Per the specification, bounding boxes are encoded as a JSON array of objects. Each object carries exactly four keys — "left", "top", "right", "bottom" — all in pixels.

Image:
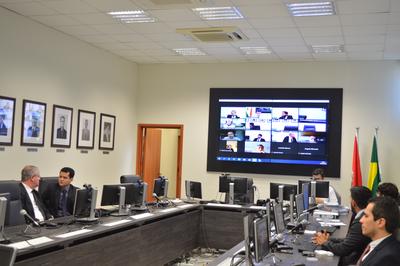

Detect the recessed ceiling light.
[
  {"left": 239, "top": 47, "right": 272, "bottom": 55},
  {"left": 107, "top": 10, "right": 156, "bottom": 23},
  {"left": 287, "top": 1, "right": 336, "bottom": 17},
  {"left": 173, "top": 48, "right": 206, "bottom": 56},
  {"left": 311, "top": 44, "right": 344, "bottom": 53},
  {"left": 192, "top": 7, "right": 244, "bottom": 20}
]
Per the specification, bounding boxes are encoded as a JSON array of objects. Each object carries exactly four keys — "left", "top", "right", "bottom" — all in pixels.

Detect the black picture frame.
[
  {"left": 0, "top": 96, "right": 16, "bottom": 146},
  {"left": 99, "top": 113, "right": 116, "bottom": 151},
  {"left": 77, "top": 109, "right": 96, "bottom": 149},
  {"left": 51, "top": 105, "right": 73, "bottom": 148},
  {"left": 21, "top": 99, "right": 47, "bottom": 146}
]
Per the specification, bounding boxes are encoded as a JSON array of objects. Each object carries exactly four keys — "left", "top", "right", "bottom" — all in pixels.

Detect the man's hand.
[{"left": 312, "top": 230, "right": 330, "bottom": 245}]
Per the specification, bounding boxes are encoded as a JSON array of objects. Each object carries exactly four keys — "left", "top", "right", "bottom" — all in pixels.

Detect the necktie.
[
  {"left": 58, "top": 190, "right": 67, "bottom": 216},
  {"left": 357, "top": 244, "right": 371, "bottom": 265}
]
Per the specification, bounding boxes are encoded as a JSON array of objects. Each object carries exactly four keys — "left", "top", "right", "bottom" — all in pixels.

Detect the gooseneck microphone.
[
  {"left": 20, "top": 209, "right": 40, "bottom": 227},
  {"left": 153, "top": 193, "right": 161, "bottom": 202}
]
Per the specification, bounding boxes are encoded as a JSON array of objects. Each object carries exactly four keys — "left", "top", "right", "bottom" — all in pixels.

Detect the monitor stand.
[{"left": 76, "top": 189, "right": 99, "bottom": 222}]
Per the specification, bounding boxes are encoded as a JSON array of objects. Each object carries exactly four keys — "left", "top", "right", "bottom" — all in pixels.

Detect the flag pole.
[{"left": 375, "top": 127, "right": 381, "bottom": 181}]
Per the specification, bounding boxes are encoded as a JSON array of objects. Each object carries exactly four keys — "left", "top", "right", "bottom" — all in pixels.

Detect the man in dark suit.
[
  {"left": 0, "top": 114, "right": 7, "bottom": 136},
  {"left": 56, "top": 115, "right": 67, "bottom": 139},
  {"left": 283, "top": 132, "right": 297, "bottom": 143},
  {"left": 19, "top": 165, "right": 52, "bottom": 223},
  {"left": 253, "top": 134, "right": 266, "bottom": 142},
  {"left": 358, "top": 196, "right": 400, "bottom": 266},
  {"left": 313, "top": 186, "right": 372, "bottom": 265},
  {"left": 279, "top": 111, "right": 293, "bottom": 119},
  {"left": 42, "top": 167, "right": 78, "bottom": 218}
]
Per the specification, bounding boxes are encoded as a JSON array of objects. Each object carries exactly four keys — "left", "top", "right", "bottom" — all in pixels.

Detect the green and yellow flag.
[{"left": 367, "top": 135, "right": 381, "bottom": 196}]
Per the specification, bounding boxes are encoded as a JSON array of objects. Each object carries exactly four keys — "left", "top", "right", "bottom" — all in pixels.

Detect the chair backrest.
[
  {"left": 0, "top": 181, "right": 25, "bottom": 226},
  {"left": 39, "top": 176, "right": 58, "bottom": 196},
  {"left": 120, "top": 175, "right": 141, "bottom": 184}
]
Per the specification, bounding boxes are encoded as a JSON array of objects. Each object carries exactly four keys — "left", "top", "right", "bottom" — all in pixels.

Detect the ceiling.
[{"left": 1, "top": 0, "right": 400, "bottom": 64}]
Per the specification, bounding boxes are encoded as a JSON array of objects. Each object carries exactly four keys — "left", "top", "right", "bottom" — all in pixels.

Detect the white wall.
[
  {"left": 137, "top": 61, "right": 400, "bottom": 205},
  {"left": 160, "top": 129, "right": 179, "bottom": 198},
  {"left": 0, "top": 7, "right": 138, "bottom": 198}
]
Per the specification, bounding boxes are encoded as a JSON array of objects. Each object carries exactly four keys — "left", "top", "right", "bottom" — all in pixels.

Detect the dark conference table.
[{"left": 4, "top": 203, "right": 351, "bottom": 266}]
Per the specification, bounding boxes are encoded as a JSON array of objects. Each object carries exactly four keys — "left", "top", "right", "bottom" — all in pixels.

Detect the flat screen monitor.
[
  {"left": 73, "top": 189, "right": 91, "bottom": 218},
  {"left": 273, "top": 201, "right": 285, "bottom": 234},
  {"left": 253, "top": 215, "right": 269, "bottom": 263},
  {"left": 302, "top": 183, "right": 309, "bottom": 210},
  {"left": 120, "top": 175, "right": 141, "bottom": 184},
  {"left": 185, "top": 181, "right": 202, "bottom": 199},
  {"left": 269, "top": 183, "right": 298, "bottom": 201},
  {"left": 295, "top": 193, "right": 305, "bottom": 215},
  {"left": 219, "top": 176, "right": 249, "bottom": 194},
  {"left": 207, "top": 88, "right": 343, "bottom": 177},
  {"left": 153, "top": 177, "right": 168, "bottom": 197},
  {"left": 101, "top": 184, "right": 140, "bottom": 206},
  {"left": 0, "top": 196, "right": 6, "bottom": 241},
  {"left": 0, "top": 245, "right": 17, "bottom": 266},
  {"left": 298, "top": 180, "right": 329, "bottom": 198}
]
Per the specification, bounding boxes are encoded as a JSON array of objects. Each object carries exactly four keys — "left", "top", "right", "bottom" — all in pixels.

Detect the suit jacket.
[
  {"left": 283, "top": 136, "right": 297, "bottom": 143},
  {"left": 42, "top": 183, "right": 78, "bottom": 217},
  {"left": 19, "top": 183, "right": 52, "bottom": 221},
  {"left": 56, "top": 127, "right": 67, "bottom": 139},
  {"left": 360, "top": 234, "right": 400, "bottom": 266},
  {"left": 27, "top": 126, "right": 40, "bottom": 137},
  {"left": 0, "top": 123, "right": 7, "bottom": 136},
  {"left": 322, "top": 213, "right": 371, "bottom": 266},
  {"left": 253, "top": 137, "right": 266, "bottom": 142}
]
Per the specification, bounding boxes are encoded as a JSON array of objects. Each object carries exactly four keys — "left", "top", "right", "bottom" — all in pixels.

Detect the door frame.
[{"left": 136, "top": 124, "right": 184, "bottom": 198}]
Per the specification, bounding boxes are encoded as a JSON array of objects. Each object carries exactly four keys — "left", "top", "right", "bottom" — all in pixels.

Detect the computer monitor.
[
  {"left": 254, "top": 215, "right": 269, "bottom": 263},
  {"left": 272, "top": 201, "right": 285, "bottom": 234},
  {"left": 0, "top": 244, "right": 17, "bottom": 266},
  {"left": 219, "top": 175, "right": 254, "bottom": 204},
  {"left": 298, "top": 180, "right": 329, "bottom": 198},
  {"left": 185, "top": 181, "right": 202, "bottom": 199},
  {"left": 73, "top": 186, "right": 98, "bottom": 222},
  {"left": 153, "top": 176, "right": 168, "bottom": 198},
  {"left": 101, "top": 184, "right": 141, "bottom": 216},
  {"left": 38, "top": 177, "right": 58, "bottom": 196},
  {"left": 302, "top": 183, "right": 309, "bottom": 210},
  {"left": 0, "top": 196, "right": 6, "bottom": 243},
  {"left": 269, "top": 183, "right": 298, "bottom": 201},
  {"left": 295, "top": 193, "right": 304, "bottom": 215},
  {"left": 120, "top": 175, "right": 141, "bottom": 184}
]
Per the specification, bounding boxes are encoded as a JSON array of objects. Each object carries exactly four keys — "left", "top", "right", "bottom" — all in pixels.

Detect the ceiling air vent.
[{"left": 176, "top": 27, "right": 248, "bottom": 42}]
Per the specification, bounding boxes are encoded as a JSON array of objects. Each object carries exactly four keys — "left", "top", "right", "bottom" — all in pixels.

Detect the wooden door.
[{"left": 142, "top": 128, "right": 162, "bottom": 202}]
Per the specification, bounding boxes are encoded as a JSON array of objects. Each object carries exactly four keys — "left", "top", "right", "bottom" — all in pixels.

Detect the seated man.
[
  {"left": 19, "top": 165, "right": 52, "bottom": 222},
  {"left": 358, "top": 196, "right": 400, "bottom": 266},
  {"left": 313, "top": 186, "right": 372, "bottom": 266},
  {"left": 377, "top": 182, "right": 399, "bottom": 204},
  {"left": 312, "top": 168, "right": 340, "bottom": 205},
  {"left": 42, "top": 167, "right": 78, "bottom": 218}
]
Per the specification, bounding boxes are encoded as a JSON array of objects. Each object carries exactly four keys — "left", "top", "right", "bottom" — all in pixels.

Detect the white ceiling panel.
[
  {"left": 2, "top": 2, "right": 57, "bottom": 16},
  {"left": 1, "top": 0, "right": 400, "bottom": 63}
]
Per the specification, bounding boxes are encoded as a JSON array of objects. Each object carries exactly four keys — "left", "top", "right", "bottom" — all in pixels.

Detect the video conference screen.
[{"left": 207, "top": 88, "right": 342, "bottom": 177}]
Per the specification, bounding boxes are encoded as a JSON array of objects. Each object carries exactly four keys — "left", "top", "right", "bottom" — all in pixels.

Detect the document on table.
[
  {"left": 206, "top": 203, "right": 242, "bottom": 208},
  {"left": 159, "top": 207, "right": 178, "bottom": 213},
  {"left": 102, "top": 219, "right": 131, "bottom": 227},
  {"left": 8, "top": 241, "right": 31, "bottom": 250},
  {"left": 131, "top": 213, "right": 154, "bottom": 220},
  {"left": 27, "top": 236, "right": 54, "bottom": 246},
  {"left": 177, "top": 204, "right": 193, "bottom": 209}
]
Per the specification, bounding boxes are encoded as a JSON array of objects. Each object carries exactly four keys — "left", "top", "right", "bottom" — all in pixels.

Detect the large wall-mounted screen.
[{"left": 207, "top": 88, "right": 342, "bottom": 177}]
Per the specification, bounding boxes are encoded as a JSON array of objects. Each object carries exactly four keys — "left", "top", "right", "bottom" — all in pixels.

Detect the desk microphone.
[
  {"left": 20, "top": 209, "right": 40, "bottom": 227},
  {"left": 153, "top": 193, "right": 161, "bottom": 202}
]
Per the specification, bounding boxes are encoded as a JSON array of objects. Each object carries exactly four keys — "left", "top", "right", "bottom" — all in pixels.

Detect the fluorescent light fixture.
[
  {"left": 240, "top": 47, "right": 271, "bottom": 55},
  {"left": 192, "top": 6, "right": 243, "bottom": 20},
  {"left": 287, "top": 1, "right": 335, "bottom": 17},
  {"left": 173, "top": 48, "right": 206, "bottom": 56},
  {"left": 107, "top": 10, "right": 156, "bottom": 23},
  {"left": 311, "top": 44, "right": 344, "bottom": 53}
]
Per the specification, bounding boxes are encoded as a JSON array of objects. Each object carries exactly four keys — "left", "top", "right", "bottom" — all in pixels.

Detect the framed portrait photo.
[
  {"left": 0, "top": 96, "right": 16, "bottom": 146},
  {"left": 99, "top": 113, "right": 116, "bottom": 150},
  {"left": 51, "top": 105, "right": 73, "bottom": 148},
  {"left": 21, "top": 99, "right": 47, "bottom": 146},
  {"left": 77, "top": 109, "right": 96, "bottom": 149}
]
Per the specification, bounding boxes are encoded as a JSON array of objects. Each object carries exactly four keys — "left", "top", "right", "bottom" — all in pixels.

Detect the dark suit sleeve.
[{"left": 322, "top": 220, "right": 369, "bottom": 257}]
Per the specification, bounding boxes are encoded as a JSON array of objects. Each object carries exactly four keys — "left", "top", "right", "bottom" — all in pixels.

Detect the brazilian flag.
[{"left": 367, "top": 136, "right": 381, "bottom": 196}]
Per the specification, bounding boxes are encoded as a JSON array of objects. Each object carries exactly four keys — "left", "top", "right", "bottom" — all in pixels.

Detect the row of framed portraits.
[{"left": 0, "top": 96, "right": 116, "bottom": 150}]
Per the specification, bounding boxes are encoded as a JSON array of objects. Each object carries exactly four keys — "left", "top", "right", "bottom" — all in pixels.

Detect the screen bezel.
[{"left": 207, "top": 88, "right": 342, "bottom": 177}]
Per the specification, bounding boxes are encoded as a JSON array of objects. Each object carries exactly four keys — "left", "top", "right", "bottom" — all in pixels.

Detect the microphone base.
[{"left": 22, "top": 224, "right": 41, "bottom": 235}]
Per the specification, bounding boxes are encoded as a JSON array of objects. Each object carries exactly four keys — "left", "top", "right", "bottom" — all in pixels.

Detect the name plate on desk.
[
  {"left": 27, "top": 236, "right": 54, "bottom": 246},
  {"left": 159, "top": 207, "right": 178, "bottom": 213},
  {"left": 177, "top": 204, "right": 193, "bottom": 209},
  {"left": 249, "top": 206, "right": 267, "bottom": 210},
  {"left": 131, "top": 213, "right": 154, "bottom": 220},
  {"left": 8, "top": 241, "right": 31, "bottom": 250},
  {"left": 55, "top": 229, "right": 92, "bottom": 238},
  {"left": 206, "top": 203, "right": 242, "bottom": 208},
  {"left": 102, "top": 219, "right": 131, "bottom": 227}
]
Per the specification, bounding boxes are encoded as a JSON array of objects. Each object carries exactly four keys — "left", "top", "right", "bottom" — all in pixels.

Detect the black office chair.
[
  {"left": 120, "top": 175, "right": 141, "bottom": 184},
  {"left": 0, "top": 181, "right": 25, "bottom": 226},
  {"left": 38, "top": 177, "right": 58, "bottom": 196}
]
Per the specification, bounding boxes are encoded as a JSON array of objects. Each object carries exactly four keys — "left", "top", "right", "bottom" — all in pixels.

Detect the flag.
[
  {"left": 352, "top": 135, "right": 362, "bottom": 187},
  {"left": 367, "top": 135, "right": 381, "bottom": 196}
]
